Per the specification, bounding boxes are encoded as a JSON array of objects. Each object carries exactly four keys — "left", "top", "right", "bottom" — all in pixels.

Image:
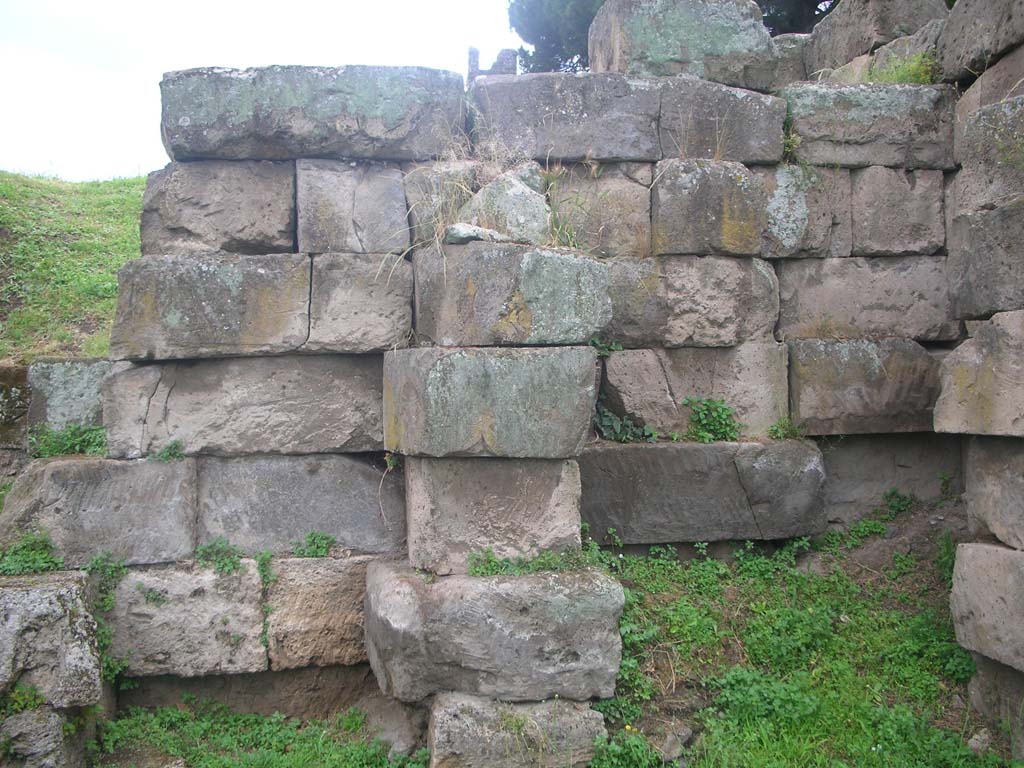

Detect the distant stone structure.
[{"left": 468, "top": 46, "right": 518, "bottom": 82}]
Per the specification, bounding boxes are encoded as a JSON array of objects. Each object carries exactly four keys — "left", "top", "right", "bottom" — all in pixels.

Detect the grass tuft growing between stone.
[
  {"left": 869, "top": 52, "right": 938, "bottom": 85},
  {"left": 28, "top": 424, "right": 107, "bottom": 458}
]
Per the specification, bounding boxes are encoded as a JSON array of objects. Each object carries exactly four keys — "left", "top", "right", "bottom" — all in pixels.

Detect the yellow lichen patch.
[
  {"left": 470, "top": 410, "right": 498, "bottom": 453},
  {"left": 720, "top": 190, "right": 760, "bottom": 254},
  {"left": 490, "top": 290, "right": 534, "bottom": 343},
  {"left": 950, "top": 358, "right": 996, "bottom": 431}
]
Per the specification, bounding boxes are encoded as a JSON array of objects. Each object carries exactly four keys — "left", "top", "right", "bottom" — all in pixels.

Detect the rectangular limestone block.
[
  {"left": 780, "top": 83, "right": 956, "bottom": 169},
  {"left": 789, "top": 339, "right": 940, "bottom": 435},
  {"left": 777, "top": 256, "right": 960, "bottom": 341},
  {"left": 935, "top": 311, "right": 1024, "bottom": 436},
  {"left": 966, "top": 436, "right": 1024, "bottom": 550},
  {"left": 197, "top": 455, "right": 405, "bottom": 556},
  {"left": 938, "top": 0, "right": 1024, "bottom": 81},
  {"left": 652, "top": 159, "right": 765, "bottom": 256},
  {"left": 755, "top": 165, "right": 852, "bottom": 259},
  {"left": 406, "top": 457, "right": 581, "bottom": 575},
  {"left": 160, "top": 65, "right": 466, "bottom": 161},
  {"left": 413, "top": 243, "right": 611, "bottom": 346},
  {"left": 850, "top": 167, "right": 945, "bottom": 255},
  {"left": 948, "top": 200, "right": 1024, "bottom": 319},
  {"left": 0, "top": 458, "right": 197, "bottom": 567},
  {"left": 0, "top": 366, "right": 28, "bottom": 449},
  {"left": 141, "top": 161, "right": 295, "bottom": 256},
  {"left": 606, "top": 256, "right": 778, "bottom": 348},
  {"left": 383, "top": 347, "right": 598, "bottom": 458},
  {"left": 103, "top": 356, "right": 383, "bottom": 458},
  {"left": 364, "top": 561, "right": 623, "bottom": 702},
  {"left": 266, "top": 556, "right": 372, "bottom": 670},
  {"left": 955, "top": 97, "right": 1024, "bottom": 213},
  {"left": 110, "top": 561, "right": 267, "bottom": 677},
  {"left": 579, "top": 441, "right": 826, "bottom": 544},
  {"left": 952, "top": 543, "right": 1024, "bottom": 674},
  {"left": 110, "top": 254, "right": 310, "bottom": 361},
  {"left": 955, "top": 47, "right": 1024, "bottom": 161},
  {"left": 26, "top": 360, "right": 111, "bottom": 432}
]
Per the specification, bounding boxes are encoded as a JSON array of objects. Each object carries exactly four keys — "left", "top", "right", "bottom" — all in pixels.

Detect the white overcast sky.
[{"left": 0, "top": 0, "right": 525, "bottom": 181}]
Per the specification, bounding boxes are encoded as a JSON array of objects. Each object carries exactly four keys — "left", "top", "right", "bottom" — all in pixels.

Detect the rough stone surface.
[
  {"left": 0, "top": 458, "right": 197, "bottom": 567},
  {"left": 968, "top": 653, "right": 1024, "bottom": 762},
  {"left": 955, "top": 97, "right": 1024, "bottom": 213},
  {"left": 161, "top": 65, "right": 466, "bottom": 161},
  {"left": 938, "top": 0, "right": 1024, "bottom": 82},
  {"left": 965, "top": 436, "right": 1024, "bottom": 550},
  {"left": 954, "top": 46, "right": 1024, "bottom": 160},
  {"left": 952, "top": 543, "right": 1024, "bottom": 673},
  {"left": 406, "top": 457, "right": 581, "bottom": 575},
  {"left": 103, "top": 356, "right": 383, "bottom": 458},
  {"left": 827, "top": 54, "right": 874, "bottom": 84},
  {"left": 781, "top": 83, "right": 956, "bottom": 168},
  {"left": 364, "top": 561, "right": 624, "bottom": 702},
  {"left": 850, "top": 167, "right": 945, "bottom": 255},
  {"left": 651, "top": 160, "right": 765, "bottom": 256},
  {"left": 606, "top": 256, "right": 778, "bottom": 347},
  {"left": 296, "top": 160, "right": 410, "bottom": 254},
  {"left": 383, "top": 347, "right": 598, "bottom": 458},
  {"left": 588, "top": 0, "right": 778, "bottom": 91},
  {"left": 789, "top": 339, "right": 940, "bottom": 434},
  {"left": 776, "top": 256, "right": 960, "bottom": 341},
  {"left": 947, "top": 200, "right": 1024, "bottom": 318},
  {"left": 141, "top": 161, "right": 295, "bottom": 255},
  {"left": 0, "top": 366, "right": 28, "bottom": 448},
  {"left": 0, "top": 448, "right": 26, "bottom": 479},
  {"left": 110, "top": 561, "right": 266, "bottom": 677},
  {"left": 755, "top": 165, "right": 852, "bottom": 259},
  {"left": 110, "top": 254, "right": 310, "bottom": 360},
  {"left": 402, "top": 161, "right": 479, "bottom": 246},
  {"left": 456, "top": 166, "right": 551, "bottom": 245},
  {"left": 428, "top": 692, "right": 605, "bottom": 768},
  {"left": 871, "top": 18, "right": 945, "bottom": 72},
  {"left": 413, "top": 243, "right": 611, "bottom": 346},
  {"left": 578, "top": 441, "right": 826, "bottom": 544},
  {"left": 935, "top": 311, "right": 1024, "bottom": 436},
  {"left": 197, "top": 455, "right": 405, "bottom": 555},
  {"left": 0, "top": 707, "right": 85, "bottom": 768},
  {"left": 769, "top": 33, "right": 809, "bottom": 90},
  {"left": 25, "top": 360, "right": 109, "bottom": 431}
]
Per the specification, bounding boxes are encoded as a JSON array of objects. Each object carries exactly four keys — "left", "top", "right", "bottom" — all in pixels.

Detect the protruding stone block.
[
  {"left": 755, "top": 165, "right": 852, "bottom": 259},
  {"left": 141, "top": 161, "right": 295, "bottom": 255},
  {"left": 26, "top": 360, "right": 110, "bottom": 431},
  {"left": 952, "top": 543, "right": 1024, "bottom": 673},
  {"left": 0, "top": 366, "right": 28, "bottom": 449},
  {"left": 965, "top": 436, "right": 1024, "bottom": 550},
  {"left": 955, "top": 97, "right": 1024, "bottom": 213},
  {"left": 789, "top": 339, "right": 940, "bottom": 434},
  {"left": 457, "top": 165, "right": 551, "bottom": 245},
  {"left": 955, "top": 46, "right": 1024, "bottom": 160},
  {"left": 938, "top": 0, "right": 1024, "bottom": 82},
  {"left": 160, "top": 65, "right": 466, "bottom": 161},
  {"left": 383, "top": 347, "right": 598, "bottom": 458},
  {"left": 850, "top": 167, "right": 945, "bottom": 255},
  {"left": 103, "top": 356, "right": 383, "bottom": 458},
  {"left": 948, "top": 200, "right": 1024, "bottom": 319},
  {"left": 406, "top": 457, "right": 581, "bottom": 575},
  {"left": 769, "top": 33, "right": 809, "bottom": 90},
  {"left": 402, "top": 161, "right": 480, "bottom": 246},
  {"left": 364, "top": 561, "right": 623, "bottom": 702}
]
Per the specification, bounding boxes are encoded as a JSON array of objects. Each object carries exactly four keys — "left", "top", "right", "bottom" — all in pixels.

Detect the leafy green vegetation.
[
  {"left": 291, "top": 531, "right": 337, "bottom": 558},
  {"left": 1, "top": 683, "right": 44, "bottom": 717},
  {"left": 590, "top": 729, "right": 662, "bottom": 767},
  {"left": 588, "top": 337, "right": 624, "bottom": 358},
  {"left": 149, "top": 441, "right": 186, "bottom": 462},
  {"left": 869, "top": 51, "right": 938, "bottom": 84},
  {"left": 255, "top": 550, "right": 276, "bottom": 649},
  {"left": 595, "top": 405, "right": 657, "bottom": 443},
  {"left": 136, "top": 583, "right": 169, "bottom": 607},
  {"left": 28, "top": 424, "right": 107, "bottom": 458},
  {"left": 683, "top": 398, "right": 740, "bottom": 443},
  {"left": 768, "top": 416, "right": 805, "bottom": 440},
  {"left": 0, "top": 531, "right": 64, "bottom": 575},
  {"left": 195, "top": 539, "right": 243, "bottom": 575},
  {"left": 85, "top": 552, "right": 131, "bottom": 685},
  {"left": 466, "top": 542, "right": 605, "bottom": 577},
  {"left": 0, "top": 481, "right": 12, "bottom": 512}
]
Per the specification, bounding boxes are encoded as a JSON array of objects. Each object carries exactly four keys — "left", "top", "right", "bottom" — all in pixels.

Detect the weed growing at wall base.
[{"left": 28, "top": 424, "right": 106, "bottom": 458}]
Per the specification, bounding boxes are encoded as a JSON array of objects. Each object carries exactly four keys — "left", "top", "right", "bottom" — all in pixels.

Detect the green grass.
[
  {"left": 0, "top": 171, "right": 145, "bottom": 364},
  {"left": 868, "top": 52, "right": 938, "bottom": 84},
  {"left": 27, "top": 424, "right": 107, "bottom": 458}
]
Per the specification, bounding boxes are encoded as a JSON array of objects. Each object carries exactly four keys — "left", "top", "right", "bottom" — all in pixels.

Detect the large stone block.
[
  {"left": 198, "top": 455, "right": 404, "bottom": 555},
  {"left": 954, "top": 46, "right": 1024, "bottom": 160},
  {"left": 938, "top": 0, "right": 1024, "bottom": 82},
  {"left": 0, "top": 458, "right": 197, "bottom": 567},
  {"left": 456, "top": 165, "right": 551, "bottom": 245},
  {"left": 968, "top": 653, "right": 1024, "bottom": 762},
  {"left": 955, "top": 97, "right": 1024, "bottom": 213},
  {"left": 110, "top": 561, "right": 267, "bottom": 677},
  {"left": 0, "top": 366, "right": 28, "bottom": 449},
  {"left": 103, "top": 356, "right": 383, "bottom": 458},
  {"left": 160, "top": 65, "right": 466, "bottom": 161},
  {"left": 406, "top": 457, "right": 581, "bottom": 575},
  {"left": 470, "top": 74, "right": 662, "bottom": 162},
  {"left": 781, "top": 83, "right": 955, "bottom": 168},
  {"left": 606, "top": 256, "right": 778, "bottom": 347},
  {"left": 296, "top": 160, "right": 410, "bottom": 254},
  {"left": 141, "top": 161, "right": 295, "bottom": 255},
  {"left": 109, "top": 254, "right": 310, "bottom": 361},
  {"left": 0, "top": 707, "right": 85, "bottom": 768},
  {"left": 602, "top": 345, "right": 788, "bottom": 437},
  {"left": 769, "top": 33, "right": 809, "bottom": 90},
  {"left": 850, "top": 167, "right": 945, "bottom": 255},
  {"left": 789, "top": 339, "right": 940, "bottom": 434},
  {"left": 579, "top": 440, "right": 826, "bottom": 543},
  {"left": 26, "top": 360, "right": 110, "bottom": 431},
  {"left": 428, "top": 692, "right": 605, "bottom": 768},
  {"left": 755, "top": 165, "right": 852, "bottom": 259},
  {"left": 588, "top": 0, "right": 778, "bottom": 90},
  {"left": 965, "top": 436, "right": 1024, "bottom": 550},
  {"left": 777, "top": 256, "right": 959, "bottom": 341},
  {"left": 402, "top": 161, "right": 480, "bottom": 247},
  {"left": 651, "top": 159, "right": 765, "bottom": 256},
  {"left": 947, "top": 200, "right": 1024, "bottom": 318},
  {"left": 383, "top": 347, "right": 598, "bottom": 458},
  {"left": 935, "top": 311, "right": 1024, "bottom": 436},
  {"left": 364, "top": 561, "right": 623, "bottom": 702},
  {"left": 951, "top": 543, "right": 1024, "bottom": 673}
]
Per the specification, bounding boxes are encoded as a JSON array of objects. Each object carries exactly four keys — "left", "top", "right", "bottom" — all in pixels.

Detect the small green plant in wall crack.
[
  {"left": 28, "top": 424, "right": 106, "bottom": 458},
  {"left": 195, "top": 538, "right": 243, "bottom": 574},
  {"left": 149, "top": 440, "right": 185, "bottom": 462},
  {"left": 84, "top": 552, "right": 131, "bottom": 686},
  {"left": 768, "top": 416, "right": 804, "bottom": 440},
  {"left": 292, "top": 531, "right": 337, "bottom": 558},
  {"left": 595, "top": 405, "right": 657, "bottom": 443},
  {"left": 684, "top": 397, "right": 740, "bottom": 443}
]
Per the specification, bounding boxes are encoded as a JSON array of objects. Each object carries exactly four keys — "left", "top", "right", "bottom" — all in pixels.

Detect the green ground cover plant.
[
  {"left": 28, "top": 424, "right": 107, "bottom": 458},
  {"left": 195, "top": 539, "right": 243, "bottom": 575},
  {"left": 869, "top": 52, "right": 938, "bottom": 84},
  {"left": 0, "top": 531, "right": 64, "bottom": 575},
  {"left": 291, "top": 531, "right": 337, "bottom": 558}
]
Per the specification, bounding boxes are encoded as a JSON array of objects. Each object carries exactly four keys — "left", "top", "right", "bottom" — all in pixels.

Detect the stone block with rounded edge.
[
  {"left": 0, "top": 458, "right": 197, "bottom": 567},
  {"left": 651, "top": 160, "right": 765, "bottom": 256},
  {"left": 413, "top": 243, "right": 611, "bottom": 346},
  {"left": 965, "top": 436, "right": 1024, "bottom": 550},
  {"left": 141, "top": 161, "right": 295, "bottom": 255},
  {"left": 954, "top": 46, "right": 1024, "bottom": 160},
  {"left": 26, "top": 359, "right": 110, "bottom": 430},
  {"left": 364, "top": 561, "right": 623, "bottom": 702},
  {"left": 955, "top": 97, "right": 1024, "bottom": 213},
  {"left": 789, "top": 338, "right": 940, "bottom": 435},
  {"left": 383, "top": 347, "right": 598, "bottom": 458},
  {"left": 160, "top": 66, "right": 466, "bottom": 161},
  {"left": 948, "top": 200, "right": 1024, "bottom": 319},
  {"left": 402, "top": 161, "right": 480, "bottom": 246},
  {"left": 755, "top": 165, "right": 852, "bottom": 259},
  {"left": 938, "top": 0, "right": 1024, "bottom": 82},
  {"left": 850, "top": 167, "right": 945, "bottom": 255},
  {"left": 952, "top": 543, "right": 1024, "bottom": 674},
  {"left": 406, "top": 457, "right": 581, "bottom": 575},
  {"left": 103, "top": 356, "right": 383, "bottom": 458}
]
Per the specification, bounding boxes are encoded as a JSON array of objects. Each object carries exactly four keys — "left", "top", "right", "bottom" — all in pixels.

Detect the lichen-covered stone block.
[
  {"left": 952, "top": 543, "right": 1024, "bottom": 674},
  {"left": 965, "top": 436, "right": 1024, "bottom": 550},
  {"left": 0, "top": 707, "right": 86, "bottom": 768},
  {"left": 955, "top": 97, "right": 1024, "bottom": 213},
  {"left": 456, "top": 164, "right": 551, "bottom": 245},
  {"left": 0, "top": 366, "right": 28, "bottom": 449},
  {"left": 938, "top": 0, "right": 1024, "bottom": 82},
  {"left": 755, "top": 165, "right": 852, "bottom": 259},
  {"left": 402, "top": 161, "right": 480, "bottom": 246},
  {"left": 25, "top": 360, "right": 110, "bottom": 432},
  {"left": 770, "top": 33, "right": 809, "bottom": 90},
  {"left": 954, "top": 47, "right": 1024, "bottom": 160},
  {"left": 850, "top": 167, "right": 945, "bottom": 255},
  {"left": 549, "top": 163, "right": 651, "bottom": 257},
  {"left": 947, "top": 200, "right": 1024, "bottom": 319}
]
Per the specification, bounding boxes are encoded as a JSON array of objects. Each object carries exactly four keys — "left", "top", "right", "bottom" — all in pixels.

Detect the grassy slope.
[{"left": 0, "top": 171, "right": 145, "bottom": 365}]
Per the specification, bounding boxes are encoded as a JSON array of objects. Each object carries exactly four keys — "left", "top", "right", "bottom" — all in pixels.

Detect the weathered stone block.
[
  {"left": 948, "top": 200, "right": 1024, "bottom": 318},
  {"left": 968, "top": 653, "right": 1024, "bottom": 762},
  {"left": 952, "top": 543, "right": 1024, "bottom": 673},
  {"left": 110, "top": 561, "right": 266, "bottom": 677},
  {"left": 651, "top": 159, "right": 765, "bottom": 256},
  {"left": 0, "top": 366, "right": 29, "bottom": 449},
  {"left": 549, "top": 163, "right": 651, "bottom": 257},
  {"left": 955, "top": 46, "right": 1024, "bottom": 159},
  {"left": 777, "top": 256, "right": 959, "bottom": 341},
  {"left": 955, "top": 97, "right": 1024, "bottom": 213},
  {"left": 406, "top": 457, "right": 581, "bottom": 575},
  {"left": 781, "top": 83, "right": 955, "bottom": 168},
  {"left": 850, "top": 167, "right": 945, "bottom": 255},
  {"left": 789, "top": 339, "right": 940, "bottom": 434},
  {"left": 428, "top": 692, "right": 605, "bottom": 768},
  {"left": 0, "top": 707, "right": 85, "bottom": 768},
  {"left": 364, "top": 561, "right": 623, "bottom": 702},
  {"left": 141, "top": 161, "right": 295, "bottom": 255},
  {"left": 383, "top": 347, "right": 598, "bottom": 458},
  {"left": 413, "top": 243, "right": 610, "bottom": 346},
  {"left": 197, "top": 455, "right": 404, "bottom": 555},
  {"left": 0, "top": 458, "right": 197, "bottom": 567},
  {"left": 938, "top": 0, "right": 1024, "bottom": 82},
  {"left": 826, "top": 54, "right": 874, "bottom": 84},
  {"left": 25, "top": 360, "right": 109, "bottom": 432},
  {"left": 402, "top": 161, "right": 479, "bottom": 246},
  {"left": 110, "top": 254, "right": 310, "bottom": 361},
  {"left": 456, "top": 165, "right": 551, "bottom": 245},
  {"left": 769, "top": 33, "right": 809, "bottom": 90},
  {"left": 755, "top": 165, "right": 852, "bottom": 259},
  {"left": 103, "top": 356, "right": 383, "bottom": 458},
  {"left": 161, "top": 65, "right": 466, "bottom": 161},
  {"left": 296, "top": 160, "right": 410, "bottom": 254},
  {"left": 935, "top": 311, "right": 1024, "bottom": 436},
  {"left": 871, "top": 18, "right": 945, "bottom": 73},
  {"left": 965, "top": 436, "right": 1024, "bottom": 550}
]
